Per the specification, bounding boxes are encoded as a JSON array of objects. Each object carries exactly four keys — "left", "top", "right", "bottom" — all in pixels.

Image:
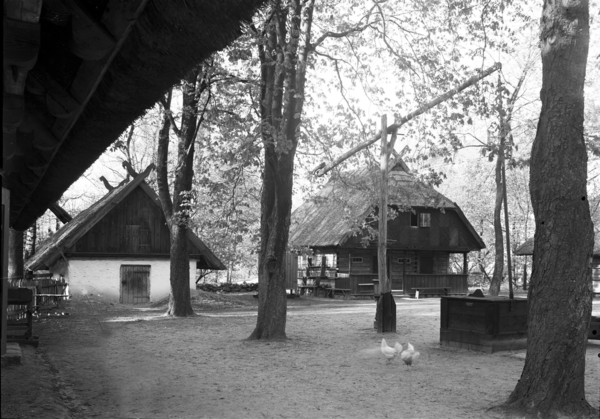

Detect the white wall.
[{"left": 51, "top": 258, "right": 197, "bottom": 303}]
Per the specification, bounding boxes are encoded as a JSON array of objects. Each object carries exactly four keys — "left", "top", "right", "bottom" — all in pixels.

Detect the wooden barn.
[
  {"left": 515, "top": 232, "right": 600, "bottom": 295},
  {"left": 288, "top": 161, "right": 485, "bottom": 297},
  {"left": 24, "top": 165, "right": 225, "bottom": 303}
]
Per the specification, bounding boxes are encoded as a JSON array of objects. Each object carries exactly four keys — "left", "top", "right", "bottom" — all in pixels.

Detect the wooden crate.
[{"left": 440, "top": 296, "right": 528, "bottom": 353}]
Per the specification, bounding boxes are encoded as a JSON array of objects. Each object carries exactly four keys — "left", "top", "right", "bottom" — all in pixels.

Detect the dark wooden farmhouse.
[
  {"left": 25, "top": 165, "right": 225, "bottom": 304},
  {"left": 288, "top": 161, "right": 485, "bottom": 297},
  {"left": 515, "top": 232, "right": 600, "bottom": 295}
]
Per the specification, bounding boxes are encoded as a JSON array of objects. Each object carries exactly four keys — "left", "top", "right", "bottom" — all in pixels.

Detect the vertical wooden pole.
[
  {"left": 1, "top": 188, "right": 10, "bottom": 356},
  {"left": 376, "top": 115, "right": 396, "bottom": 333},
  {"left": 8, "top": 229, "right": 24, "bottom": 280},
  {"left": 379, "top": 115, "right": 389, "bottom": 293},
  {"left": 463, "top": 253, "right": 468, "bottom": 275},
  {"left": 403, "top": 250, "right": 406, "bottom": 295}
]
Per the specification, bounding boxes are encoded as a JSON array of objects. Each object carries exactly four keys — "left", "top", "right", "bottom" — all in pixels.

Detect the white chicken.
[
  {"left": 400, "top": 342, "right": 420, "bottom": 369},
  {"left": 381, "top": 338, "right": 402, "bottom": 363}
]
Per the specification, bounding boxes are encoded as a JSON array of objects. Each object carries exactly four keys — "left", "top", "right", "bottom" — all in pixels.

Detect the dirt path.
[{"left": 2, "top": 294, "right": 600, "bottom": 418}]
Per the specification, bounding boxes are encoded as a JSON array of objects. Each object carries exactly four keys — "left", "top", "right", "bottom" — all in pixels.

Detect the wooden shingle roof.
[
  {"left": 25, "top": 164, "right": 225, "bottom": 271},
  {"left": 289, "top": 162, "right": 485, "bottom": 249}
]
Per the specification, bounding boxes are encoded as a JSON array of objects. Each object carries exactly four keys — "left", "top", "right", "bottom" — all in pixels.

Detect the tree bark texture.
[
  {"left": 156, "top": 68, "right": 203, "bottom": 317},
  {"left": 248, "top": 0, "right": 314, "bottom": 340},
  {"left": 168, "top": 224, "right": 193, "bottom": 316},
  {"left": 8, "top": 229, "right": 24, "bottom": 280},
  {"left": 488, "top": 146, "right": 504, "bottom": 297},
  {"left": 506, "top": 1, "right": 596, "bottom": 417}
]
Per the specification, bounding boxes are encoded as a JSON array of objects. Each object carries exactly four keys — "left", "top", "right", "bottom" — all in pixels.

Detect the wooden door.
[{"left": 120, "top": 265, "right": 150, "bottom": 304}]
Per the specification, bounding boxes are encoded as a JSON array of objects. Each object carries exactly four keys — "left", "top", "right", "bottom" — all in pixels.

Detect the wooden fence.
[{"left": 7, "top": 274, "right": 69, "bottom": 319}]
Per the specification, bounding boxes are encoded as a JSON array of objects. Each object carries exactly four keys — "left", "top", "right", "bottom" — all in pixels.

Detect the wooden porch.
[
  {"left": 332, "top": 273, "right": 468, "bottom": 297},
  {"left": 402, "top": 274, "right": 468, "bottom": 296}
]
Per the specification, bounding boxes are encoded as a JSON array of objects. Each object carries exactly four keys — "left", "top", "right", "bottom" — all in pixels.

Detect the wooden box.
[{"left": 440, "top": 296, "right": 528, "bottom": 353}]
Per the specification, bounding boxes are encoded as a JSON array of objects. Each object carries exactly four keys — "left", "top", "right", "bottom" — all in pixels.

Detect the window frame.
[{"left": 410, "top": 211, "right": 418, "bottom": 227}]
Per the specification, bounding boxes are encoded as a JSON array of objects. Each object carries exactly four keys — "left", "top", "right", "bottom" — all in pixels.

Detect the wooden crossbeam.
[
  {"left": 312, "top": 63, "right": 502, "bottom": 177},
  {"left": 30, "top": 70, "right": 80, "bottom": 118},
  {"left": 52, "top": 0, "right": 149, "bottom": 138},
  {"left": 49, "top": 202, "right": 73, "bottom": 223},
  {"left": 66, "top": 0, "right": 117, "bottom": 60}
]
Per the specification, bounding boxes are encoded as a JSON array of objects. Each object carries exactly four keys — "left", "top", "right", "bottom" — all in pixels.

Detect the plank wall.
[
  {"left": 70, "top": 186, "right": 201, "bottom": 256},
  {"left": 343, "top": 207, "right": 480, "bottom": 252}
]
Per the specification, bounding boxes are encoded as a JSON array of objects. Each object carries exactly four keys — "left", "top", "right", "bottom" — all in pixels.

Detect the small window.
[
  {"left": 351, "top": 257, "right": 363, "bottom": 263},
  {"left": 410, "top": 211, "right": 418, "bottom": 227},
  {"left": 419, "top": 213, "right": 431, "bottom": 227},
  {"left": 398, "top": 258, "right": 412, "bottom": 264}
]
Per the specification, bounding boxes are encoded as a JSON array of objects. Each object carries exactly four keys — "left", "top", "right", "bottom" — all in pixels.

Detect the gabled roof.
[
  {"left": 289, "top": 162, "right": 485, "bottom": 249},
  {"left": 25, "top": 165, "right": 225, "bottom": 271},
  {"left": 514, "top": 231, "right": 600, "bottom": 256}
]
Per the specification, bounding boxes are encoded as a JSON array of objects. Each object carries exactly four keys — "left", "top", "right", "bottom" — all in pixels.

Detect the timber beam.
[
  {"left": 3, "top": 0, "right": 43, "bottom": 133},
  {"left": 7, "top": 0, "right": 149, "bottom": 229}
]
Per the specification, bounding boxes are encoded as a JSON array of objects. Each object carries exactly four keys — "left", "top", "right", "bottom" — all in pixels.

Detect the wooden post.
[
  {"left": 463, "top": 253, "right": 468, "bottom": 275},
  {"left": 376, "top": 115, "right": 396, "bottom": 333},
  {"left": 1, "top": 187, "right": 10, "bottom": 356},
  {"left": 403, "top": 250, "right": 406, "bottom": 295},
  {"left": 8, "top": 229, "right": 24, "bottom": 280},
  {"left": 379, "top": 114, "right": 389, "bottom": 293}
]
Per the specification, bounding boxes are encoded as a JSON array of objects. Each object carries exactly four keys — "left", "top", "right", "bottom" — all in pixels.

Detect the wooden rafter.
[{"left": 9, "top": 0, "right": 150, "bottom": 225}]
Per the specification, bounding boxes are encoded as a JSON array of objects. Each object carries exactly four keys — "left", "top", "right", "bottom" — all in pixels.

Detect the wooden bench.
[{"left": 410, "top": 287, "right": 450, "bottom": 298}]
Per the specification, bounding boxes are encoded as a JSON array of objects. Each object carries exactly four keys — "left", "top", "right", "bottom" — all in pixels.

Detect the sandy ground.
[{"left": 2, "top": 291, "right": 600, "bottom": 419}]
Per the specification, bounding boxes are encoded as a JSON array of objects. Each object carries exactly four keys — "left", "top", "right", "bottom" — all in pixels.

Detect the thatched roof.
[
  {"left": 289, "top": 163, "right": 485, "bottom": 249},
  {"left": 25, "top": 164, "right": 225, "bottom": 272},
  {"left": 514, "top": 231, "right": 600, "bottom": 256},
  {"left": 3, "top": 0, "right": 266, "bottom": 231}
]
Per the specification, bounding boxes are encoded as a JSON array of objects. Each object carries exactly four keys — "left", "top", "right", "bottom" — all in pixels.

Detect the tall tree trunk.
[
  {"left": 488, "top": 146, "right": 504, "bottom": 296},
  {"left": 489, "top": 66, "right": 529, "bottom": 297},
  {"left": 168, "top": 224, "right": 193, "bottom": 316},
  {"left": 156, "top": 67, "right": 204, "bottom": 317},
  {"left": 505, "top": 1, "right": 596, "bottom": 417},
  {"left": 8, "top": 229, "right": 23, "bottom": 279},
  {"left": 248, "top": 0, "right": 314, "bottom": 340},
  {"left": 248, "top": 145, "right": 294, "bottom": 340}
]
